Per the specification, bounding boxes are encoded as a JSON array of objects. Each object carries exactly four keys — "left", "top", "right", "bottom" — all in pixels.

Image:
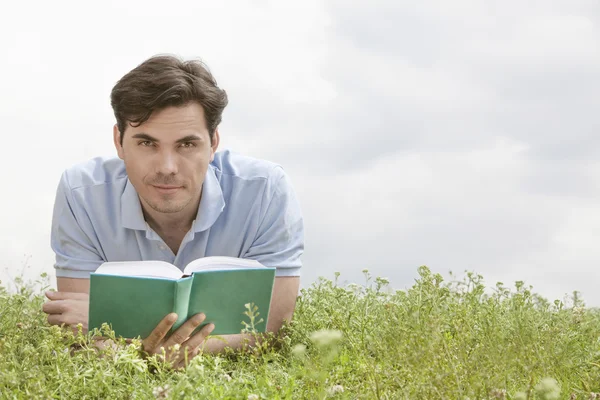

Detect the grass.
[{"left": 1, "top": 266, "right": 600, "bottom": 399}]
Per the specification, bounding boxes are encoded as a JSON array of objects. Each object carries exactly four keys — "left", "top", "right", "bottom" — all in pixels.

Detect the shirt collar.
[
  {"left": 193, "top": 164, "right": 226, "bottom": 232},
  {"left": 121, "top": 178, "right": 146, "bottom": 231},
  {"left": 120, "top": 165, "right": 225, "bottom": 233}
]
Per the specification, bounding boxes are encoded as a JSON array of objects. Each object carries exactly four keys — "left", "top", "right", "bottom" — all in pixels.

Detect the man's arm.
[
  {"left": 57, "top": 277, "right": 90, "bottom": 293},
  {"left": 265, "top": 276, "right": 300, "bottom": 332},
  {"left": 43, "top": 277, "right": 91, "bottom": 333},
  {"left": 44, "top": 170, "right": 103, "bottom": 332}
]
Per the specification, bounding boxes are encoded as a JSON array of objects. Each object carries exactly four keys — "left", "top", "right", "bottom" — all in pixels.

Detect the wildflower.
[
  {"left": 152, "top": 384, "right": 170, "bottom": 399},
  {"left": 247, "top": 394, "right": 259, "bottom": 400},
  {"left": 309, "top": 330, "right": 343, "bottom": 347},
  {"left": 573, "top": 306, "right": 585, "bottom": 323},
  {"left": 514, "top": 392, "right": 527, "bottom": 400},
  {"left": 291, "top": 344, "right": 306, "bottom": 357},
  {"left": 490, "top": 388, "right": 507, "bottom": 399},
  {"left": 347, "top": 283, "right": 363, "bottom": 295},
  {"left": 327, "top": 385, "right": 344, "bottom": 395},
  {"left": 222, "top": 373, "right": 232, "bottom": 382},
  {"left": 534, "top": 378, "right": 560, "bottom": 400},
  {"left": 375, "top": 277, "right": 390, "bottom": 287}
]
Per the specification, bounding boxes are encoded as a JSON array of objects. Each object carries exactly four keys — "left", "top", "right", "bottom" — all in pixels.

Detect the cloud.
[
  {"left": 240, "top": 2, "right": 598, "bottom": 175},
  {"left": 288, "top": 0, "right": 600, "bottom": 304},
  {"left": 1, "top": 0, "right": 600, "bottom": 308}
]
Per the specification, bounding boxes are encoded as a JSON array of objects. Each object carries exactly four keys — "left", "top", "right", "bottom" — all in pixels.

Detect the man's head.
[
  {"left": 110, "top": 55, "right": 228, "bottom": 218},
  {"left": 111, "top": 54, "right": 228, "bottom": 146}
]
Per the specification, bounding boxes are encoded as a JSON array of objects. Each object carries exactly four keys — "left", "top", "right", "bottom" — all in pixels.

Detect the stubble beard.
[
  {"left": 142, "top": 174, "right": 192, "bottom": 213},
  {"left": 143, "top": 192, "right": 194, "bottom": 214}
]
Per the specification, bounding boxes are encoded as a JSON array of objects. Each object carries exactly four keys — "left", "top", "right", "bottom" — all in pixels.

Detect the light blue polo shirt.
[{"left": 50, "top": 150, "right": 304, "bottom": 279}]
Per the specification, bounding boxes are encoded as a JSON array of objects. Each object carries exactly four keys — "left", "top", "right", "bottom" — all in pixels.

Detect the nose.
[{"left": 155, "top": 150, "right": 179, "bottom": 176}]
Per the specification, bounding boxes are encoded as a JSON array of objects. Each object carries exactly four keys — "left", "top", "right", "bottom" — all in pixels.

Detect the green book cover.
[{"left": 88, "top": 257, "right": 276, "bottom": 339}]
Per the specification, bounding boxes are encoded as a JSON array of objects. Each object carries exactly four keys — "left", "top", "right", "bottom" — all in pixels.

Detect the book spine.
[{"left": 172, "top": 277, "right": 193, "bottom": 332}]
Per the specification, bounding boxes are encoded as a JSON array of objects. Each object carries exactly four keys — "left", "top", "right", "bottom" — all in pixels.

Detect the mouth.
[{"left": 151, "top": 185, "right": 183, "bottom": 195}]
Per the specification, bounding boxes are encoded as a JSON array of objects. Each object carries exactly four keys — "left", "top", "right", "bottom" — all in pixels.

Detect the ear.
[
  {"left": 210, "top": 129, "right": 220, "bottom": 162},
  {"left": 113, "top": 124, "right": 125, "bottom": 160}
]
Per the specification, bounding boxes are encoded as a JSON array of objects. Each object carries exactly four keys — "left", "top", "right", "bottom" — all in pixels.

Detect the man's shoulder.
[
  {"left": 60, "top": 156, "right": 127, "bottom": 191},
  {"left": 211, "top": 150, "right": 285, "bottom": 183}
]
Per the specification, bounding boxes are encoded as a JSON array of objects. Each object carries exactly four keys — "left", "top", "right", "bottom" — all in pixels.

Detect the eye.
[
  {"left": 138, "top": 140, "right": 154, "bottom": 147},
  {"left": 180, "top": 142, "right": 196, "bottom": 149}
]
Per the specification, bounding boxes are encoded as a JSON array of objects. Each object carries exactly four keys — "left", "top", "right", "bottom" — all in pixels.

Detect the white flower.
[
  {"left": 222, "top": 373, "right": 232, "bottom": 382},
  {"left": 309, "top": 330, "right": 343, "bottom": 347},
  {"left": 534, "top": 377, "right": 560, "bottom": 400},
  {"left": 513, "top": 392, "right": 527, "bottom": 400},
  {"left": 489, "top": 388, "right": 507, "bottom": 399},
  {"left": 291, "top": 344, "right": 306, "bottom": 357},
  {"left": 153, "top": 384, "right": 171, "bottom": 399},
  {"left": 247, "top": 394, "right": 259, "bottom": 400},
  {"left": 327, "top": 385, "right": 344, "bottom": 394}
]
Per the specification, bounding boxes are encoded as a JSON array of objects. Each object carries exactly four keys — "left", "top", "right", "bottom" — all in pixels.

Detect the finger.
[
  {"left": 142, "top": 313, "right": 178, "bottom": 352},
  {"left": 171, "top": 323, "right": 214, "bottom": 367},
  {"left": 47, "top": 310, "right": 84, "bottom": 327},
  {"left": 45, "top": 291, "right": 89, "bottom": 301},
  {"left": 182, "top": 323, "right": 215, "bottom": 350},
  {"left": 42, "top": 298, "right": 88, "bottom": 314},
  {"left": 42, "top": 300, "right": 68, "bottom": 315},
  {"left": 163, "top": 313, "right": 206, "bottom": 349},
  {"left": 47, "top": 313, "right": 68, "bottom": 327}
]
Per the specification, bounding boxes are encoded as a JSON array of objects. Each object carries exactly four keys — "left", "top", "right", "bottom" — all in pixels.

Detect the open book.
[{"left": 88, "top": 256, "right": 276, "bottom": 339}]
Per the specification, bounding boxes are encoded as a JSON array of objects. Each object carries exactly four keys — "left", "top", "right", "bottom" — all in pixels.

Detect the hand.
[
  {"left": 141, "top": 312, "right": 215, "bottom": 370},
  {"left": 42, "top": 291, "right": 89, "bottom": 334}
]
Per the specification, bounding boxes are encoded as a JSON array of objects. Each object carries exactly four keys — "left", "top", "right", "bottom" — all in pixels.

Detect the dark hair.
[{"left": 110, "top": 54, "right": 228, "bottom": 145}]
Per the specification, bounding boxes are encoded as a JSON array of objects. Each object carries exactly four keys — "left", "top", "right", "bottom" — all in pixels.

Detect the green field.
[{"left": 1, "top": 266, "right": 600, "bottom": 399}]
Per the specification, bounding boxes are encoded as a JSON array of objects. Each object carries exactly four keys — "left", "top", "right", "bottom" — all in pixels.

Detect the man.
[{"left": 42, "top": 54, "right": 304, "bottom": 369}]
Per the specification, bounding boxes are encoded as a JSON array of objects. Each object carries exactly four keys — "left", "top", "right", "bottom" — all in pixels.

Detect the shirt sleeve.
[
  {"left": 243, "top": 166, "right": 305, "bottom": 277},
  {"left": 50, "top": 171, "right": 105, "bottom": 279}
]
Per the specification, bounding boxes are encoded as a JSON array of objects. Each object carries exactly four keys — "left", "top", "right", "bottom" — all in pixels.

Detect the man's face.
[{"left": 113, "top": 102, "right": 219, "bottom": 216}]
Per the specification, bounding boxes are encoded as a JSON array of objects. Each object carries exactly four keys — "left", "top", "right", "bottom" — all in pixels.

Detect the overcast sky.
[{"left": 1, "top": 0, "right": 599, "bottom": 306}]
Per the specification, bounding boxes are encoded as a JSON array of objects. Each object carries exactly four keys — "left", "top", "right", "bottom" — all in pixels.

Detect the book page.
[
  {"left": 94, "top": 260, "right": 184, "bottom": 280},
  {"left": 183, "top": 256, "right": 264, "bottom": 275}
]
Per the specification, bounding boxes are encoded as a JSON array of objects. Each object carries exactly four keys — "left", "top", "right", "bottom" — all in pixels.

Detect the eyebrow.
[
  {"left": 130, "top": 133, "right": 202, "bottom": 143},
  {"left": 175, "top": 135, "right": 202, "bottom": 143}
]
